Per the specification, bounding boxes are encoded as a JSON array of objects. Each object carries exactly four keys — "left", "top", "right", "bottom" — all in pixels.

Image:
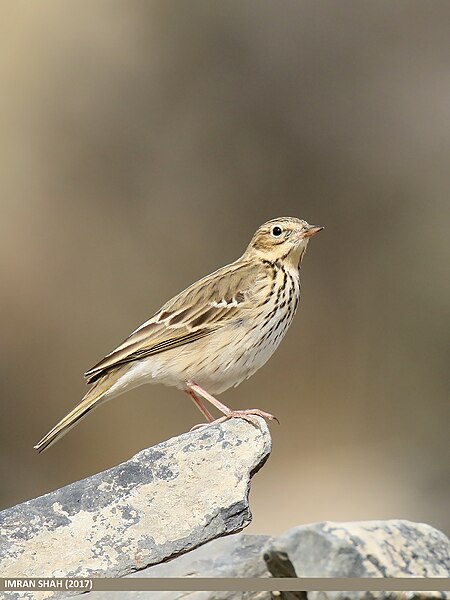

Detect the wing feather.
[{"left": 84, "top": 259, "right": 266, "bottom": 384}]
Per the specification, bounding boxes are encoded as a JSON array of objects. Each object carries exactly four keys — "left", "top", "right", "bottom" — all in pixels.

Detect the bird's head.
[{"left": 244, "top": 217, "right": 323, "bottom": 267}]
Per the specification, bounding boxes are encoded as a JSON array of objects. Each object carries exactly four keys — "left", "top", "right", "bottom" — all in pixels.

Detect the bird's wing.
[{"left": 84, "top": 260, "right": 266, "bottom": 383}]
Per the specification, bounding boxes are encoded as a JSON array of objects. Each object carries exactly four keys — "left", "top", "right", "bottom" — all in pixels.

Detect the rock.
[
  {"left": 263, "top": 520, "right": 450, "bottom": 600},
  {"left": 89, "top": 533, "right": 273, "bottom": 600},
  {"left": 3, "top": 423, "right": 448, "bottom": 600},
  {"left": 87, "top": 520, "right": 450, "bottom": 600},
  {"left": 0, "top": 417, "right": 271, "bottom": 596}
]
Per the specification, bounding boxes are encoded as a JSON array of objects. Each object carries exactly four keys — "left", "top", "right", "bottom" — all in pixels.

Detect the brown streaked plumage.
[{"left": 34, "top": 217, "right": 323, "bottom": 452}]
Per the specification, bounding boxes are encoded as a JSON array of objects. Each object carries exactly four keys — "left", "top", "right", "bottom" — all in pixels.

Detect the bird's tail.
[{"left": 34, "top": 371, "right": 121, "bottom": 453}]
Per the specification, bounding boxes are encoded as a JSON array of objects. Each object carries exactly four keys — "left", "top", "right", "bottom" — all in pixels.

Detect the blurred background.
[{"left": 0, "top": 1, "right": 449, "bottom": 536}]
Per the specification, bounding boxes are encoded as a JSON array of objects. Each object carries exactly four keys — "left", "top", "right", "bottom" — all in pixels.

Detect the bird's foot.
[
  {"left": 186, "top": 383, "right": 279, "bottom": 429},
  {"left": 190, "top": 409, "right": 279, "bottom": 431},
  {"left": 211, "top": 408, "right": 279, "bottom": 427}
]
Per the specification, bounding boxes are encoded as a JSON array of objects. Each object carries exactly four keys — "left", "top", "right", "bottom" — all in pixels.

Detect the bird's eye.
[{"left": 271, "top": 226, "right": 283, "bottom": 237}]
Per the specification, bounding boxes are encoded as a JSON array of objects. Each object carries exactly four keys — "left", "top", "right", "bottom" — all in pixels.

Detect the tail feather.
[{"left": 34, "top": 372, "right": 121, "bottom": 453}]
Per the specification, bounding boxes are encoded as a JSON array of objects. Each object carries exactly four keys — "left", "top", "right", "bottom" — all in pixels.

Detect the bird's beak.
[{"left": 303, "top": 225, "right": 324, "bottom": 238}]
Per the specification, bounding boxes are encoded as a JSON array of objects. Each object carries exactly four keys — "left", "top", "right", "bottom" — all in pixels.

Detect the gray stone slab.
[
  {"left": 0, "top": 417, "right": 271, "bottom": 599},
  {"left": 263, "top": 520, "right": 450, "bottom": 600},
  {"left": 89, "top": 533, "right": 273, "bottom": 600}
]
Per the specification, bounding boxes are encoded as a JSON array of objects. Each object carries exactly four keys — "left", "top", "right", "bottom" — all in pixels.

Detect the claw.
[{"left": 190, "top": 423, "right": 209, "bottom": 431}]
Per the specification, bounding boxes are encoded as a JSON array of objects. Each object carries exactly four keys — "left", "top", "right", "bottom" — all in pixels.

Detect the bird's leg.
[
  {"left": 186, "top": 382, "right": 279, "bottom": 426},
  {"left": 187, "top": 382, "right": 233, "bottom": 415},
  {"left": 185, "top": 389, "right": 215, "bottom": 425}
]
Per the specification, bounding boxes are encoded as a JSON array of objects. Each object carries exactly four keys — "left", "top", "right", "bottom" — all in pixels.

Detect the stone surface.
[
  {"left": 263, "top": 520, "right": 450, "bottom": 600},
  {"left": 2, "top": 423, "right": 449, "bottom": 600},
  {"left": 0, "top": 417, "right": 271, "bottom": 594},
  {"left": 89, "top": 533, "right": 273, "bottom": 600},
  {"left": 82, "top": 520, "right": 450, "bottom": 600}
]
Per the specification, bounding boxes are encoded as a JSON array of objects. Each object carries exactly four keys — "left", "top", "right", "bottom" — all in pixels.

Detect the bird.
[{"left": 34, "top": 217, "right": 323, "bottom": 452}]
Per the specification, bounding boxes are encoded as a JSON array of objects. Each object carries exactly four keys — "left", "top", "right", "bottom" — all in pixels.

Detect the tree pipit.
[{"left": 35, "top": 217, "right": 322, "bottom": 452}]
